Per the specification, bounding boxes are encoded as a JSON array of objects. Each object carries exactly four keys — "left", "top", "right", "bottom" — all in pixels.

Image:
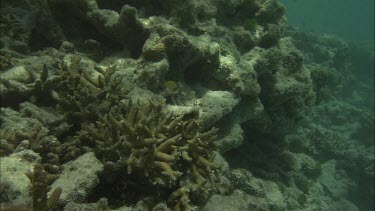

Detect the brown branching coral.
[
  {"left": 83, "top": 100, "right": 217, "bottom": 210},
  {"left": 32, "top": 63, "right": 61, "bottom": 106},
  {"left": 53, "top": 55, "right": 118, "bottom": 127},
  {"left": 25, "top": 164, "right": 61, "bottom": 211},
  {"left": 168, "top": 187, "right": 191, "bottom": 211}
]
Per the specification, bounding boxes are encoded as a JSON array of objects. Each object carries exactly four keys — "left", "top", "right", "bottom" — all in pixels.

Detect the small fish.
[{"left": 163, "top": 80, "right": 178, "bottom": 89}]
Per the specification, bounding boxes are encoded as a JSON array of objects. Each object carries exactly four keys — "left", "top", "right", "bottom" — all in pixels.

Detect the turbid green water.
[
  {"left": 277, "top": 1, "right": 375, "bottom": 210},
  {"left": 280, "top": 0, "right": 374, "bottom": 41}
]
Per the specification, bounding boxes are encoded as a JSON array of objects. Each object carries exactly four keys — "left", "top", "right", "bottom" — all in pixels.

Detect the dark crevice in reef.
[
  {"left": 224, "top": 127, "right": 292, "bottom": 182},
  {"left": 97, "top": 0, "right": 165, "bottom": 17},
  {"left": 184, "top": 60, "right": 220, "bottom": 90},
  {"left": 96, "top": 0, "right": 127, "bottom": 13},
  {"left": 0, "top": 91, "right": 30, "bottom": 109},
  {"left": 28, "top": 29, "right": 61, "bottom": 52},
  {"left": 87, "top": 170, "right": 173, "bottom": 209}
]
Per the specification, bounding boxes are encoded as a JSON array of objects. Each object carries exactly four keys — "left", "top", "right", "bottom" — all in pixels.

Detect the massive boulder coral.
[
  {"left": 81, "top": 101, "right": 218, "bottom": 210},
  {"left": 250, "top": 38, "right": 315, "bottom": 132}
]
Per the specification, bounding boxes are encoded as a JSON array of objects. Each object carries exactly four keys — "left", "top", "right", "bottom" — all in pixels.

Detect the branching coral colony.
[
  {"left": 53, "top": 55, "right": 119, "bottom": 128},
  {"left": 81, "top": 101, "right": 218, "bottom": 210},
  {"left": 44, "top": 56, "right": 219, "bottom": 210}
]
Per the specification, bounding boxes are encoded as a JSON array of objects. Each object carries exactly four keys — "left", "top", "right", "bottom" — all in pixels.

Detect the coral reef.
[
  {"left": 224, "top": 28, "right": 374, "bottom": 211},
  {"left": 0, "top": 0, "right": 373, "bottom": 211}
]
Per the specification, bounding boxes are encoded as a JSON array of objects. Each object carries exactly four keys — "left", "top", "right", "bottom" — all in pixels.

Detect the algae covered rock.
[
  {"left": 216, "top": 123, "right": 244, "bottom": 153},
  {"left": 197, "top": 90, "right": 240, "bottom": 127},
  {"left": 50, "top": 152, "right": 104, "bottom": 204},
  {"left": 0, "top": 107, "right": 49, "bottom": 155},
  {"left": 202, "top": 188, "right": 286, "bottom": 211},
  {"left": 318, "top": 160, "right": 354, "bottom": 199},
  {"left": 19, "top": 102, "right": 70, "bottom": 137},
  {"left": 0, "top": 150, "right": 41, "bottom": 206},
  {"left": 64, "top": 198, "right": 111, "bottom": 211}
]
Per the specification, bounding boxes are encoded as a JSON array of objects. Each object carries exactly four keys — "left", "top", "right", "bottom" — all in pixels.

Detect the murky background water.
[{"left": 280, "top": 0, "right": 374, "bottom": 41}]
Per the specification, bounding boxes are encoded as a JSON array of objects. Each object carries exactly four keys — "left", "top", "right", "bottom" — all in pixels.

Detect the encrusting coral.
[{"left": 82, "top": 100, "right": 218, "bottom": 210}]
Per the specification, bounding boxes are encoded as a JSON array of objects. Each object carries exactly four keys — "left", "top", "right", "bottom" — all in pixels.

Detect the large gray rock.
[
  {"left": 318, "top": 160, "right": 354, "bottom": 199},
  {"left": 217, "top": 123, "right": 244, "bottom": 152},
  {"left": 197, "top": 90, "right": 239, "bottom": 127},
  {"left": 201, "top": 187, "right": 286, "bottom": 211},
  {"left": 50, "top": 152, "right": 104, "bottom": 204},
  {"left": 0, "top": 150, "right": 41, "bottom": 205}
]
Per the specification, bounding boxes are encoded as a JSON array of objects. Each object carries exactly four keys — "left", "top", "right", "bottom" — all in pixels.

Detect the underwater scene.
[{"left": 0, "top": 0, "right": 373, "bottom": 210}]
